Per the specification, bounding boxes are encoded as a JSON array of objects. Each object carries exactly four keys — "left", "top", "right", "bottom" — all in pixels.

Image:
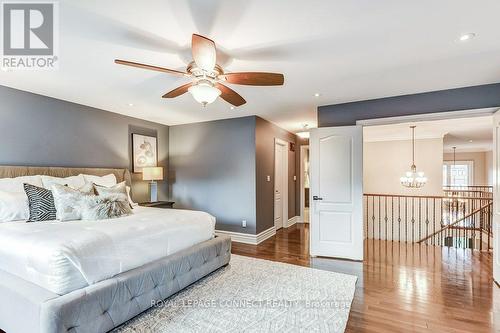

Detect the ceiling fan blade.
[
  {"left": 219, "top": 72, "right": 284, "bottom": 86},
  {"left": 162, "top": 82, "right": 193, "bottom": 98},
  {"left": 192, "top": 34, "right": 216, "bottom": 72},
  {"left": 215, "top": 83, "right": 246, "bottom": 106},
  {"left": 115, "top": 59, "right": 188, "bottom": 76}
]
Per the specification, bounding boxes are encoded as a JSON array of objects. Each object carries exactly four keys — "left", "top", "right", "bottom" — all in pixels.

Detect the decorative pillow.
[
  {"left": 81, "top": 193, "right": 132, "bottom": 220},
  {"left": 82, "top": 174, "right": 117, "bottom": 187},
  {"left": 0, "top": 175, "right": 43, "bottom": 193},
  {"left": 51, "top": 183, "right": 94, "bottom": 221},
  {"left": 0, "top": 191, "right": 29, "bottom": 222},
  {"left": 94, "top": 181, "right": 134, "bottom": 208},
  {"left": 23, "top": 183, "right": 56, "bottom": 222},
  {"left": 93, "top": 181, "right": 126, "bottom": 195},
  {"left": 41, "top": 175, "right": 86, "bottom": 190}
]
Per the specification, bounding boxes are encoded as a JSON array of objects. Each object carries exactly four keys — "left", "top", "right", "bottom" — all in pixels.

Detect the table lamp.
[{"left": 142, "top": 167, "right": 163, "bottom": 202}]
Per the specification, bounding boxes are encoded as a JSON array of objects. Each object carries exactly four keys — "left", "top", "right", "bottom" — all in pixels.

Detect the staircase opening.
[{"left": 362, "top": 112, "right": 493, "bottom": 253}]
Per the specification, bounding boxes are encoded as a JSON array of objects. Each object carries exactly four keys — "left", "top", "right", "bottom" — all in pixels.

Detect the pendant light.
[{"left": 400, "top": 126, "right": 427, "bottom": 188}]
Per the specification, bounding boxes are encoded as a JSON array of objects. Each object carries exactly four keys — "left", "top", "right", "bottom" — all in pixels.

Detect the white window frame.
[{"left": 443, "top": 160, "right": 474, "bottom": 186}]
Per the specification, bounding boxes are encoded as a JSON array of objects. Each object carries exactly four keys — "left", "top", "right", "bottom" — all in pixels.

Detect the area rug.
[{"left": 113, "top": 255, "right": 357, "bottom": 333}]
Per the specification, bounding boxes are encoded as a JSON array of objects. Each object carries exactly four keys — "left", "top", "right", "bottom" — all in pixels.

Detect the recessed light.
[
  {"left": 128, "top": 103, "right": 134, "bottom": 107},
  {"left": 469, "top": 139, "right": 473, "bottom": 143},
  {"left": 230, "top": 106, "right": 235, "bottom": 110},
  {"left": 459, "top": 33, "right": 476, "bottom": 42},
  {"left": 314, "top": 93, "right": 321, "bottom": 97}
]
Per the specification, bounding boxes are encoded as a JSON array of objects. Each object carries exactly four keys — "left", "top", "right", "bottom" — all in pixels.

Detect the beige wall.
[
  {"left": 443, "top": 151, "right": 492, "bottom": 186},
  {"left": 364, "top": 138, "right": 444, "bottom": 196},
  {"left": 485, "top": 151, "right": 493, "bottom": 185}
]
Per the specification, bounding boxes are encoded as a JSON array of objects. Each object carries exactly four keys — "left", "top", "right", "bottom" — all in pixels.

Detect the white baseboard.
[
  {"left": 285, "top": 216, "right": 299, "bottom": 228},
  {"left": 216, "top": 226, "right": 276, "bottom": 245}
]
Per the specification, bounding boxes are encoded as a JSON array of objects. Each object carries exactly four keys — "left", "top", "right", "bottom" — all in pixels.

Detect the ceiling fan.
[{"left": 115, "top": 34, "right": 285, "bottom": 107}]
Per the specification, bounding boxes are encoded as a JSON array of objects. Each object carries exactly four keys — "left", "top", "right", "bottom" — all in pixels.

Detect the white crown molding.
[
  {"left": 356, "top": 107, "right": 498, "bottom": 126},
  {"left": 364, "top": 134, "right": 445, "bottom": 143},
  {"left": 215, "top": 226, "right": 276, "bottom": 245}
]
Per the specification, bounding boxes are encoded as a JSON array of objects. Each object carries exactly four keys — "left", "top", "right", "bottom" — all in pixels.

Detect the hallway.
[{"left": 232, "top": 224, "right": 499, "bottom": 332}]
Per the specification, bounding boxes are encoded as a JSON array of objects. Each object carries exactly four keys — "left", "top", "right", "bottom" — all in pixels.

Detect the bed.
[{"left": 0, "top": 166, "right": 231, "bottom": 333}]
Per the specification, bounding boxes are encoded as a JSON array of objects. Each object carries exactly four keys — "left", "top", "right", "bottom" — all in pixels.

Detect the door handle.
[{"left": 313, "top": 196, "right": 323, "bottom": 201}]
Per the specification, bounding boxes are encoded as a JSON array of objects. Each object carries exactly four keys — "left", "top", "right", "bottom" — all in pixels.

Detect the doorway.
[
  {"left": 274, "top": 138, "right": 288, "bottom": 230},
  {"left": 309, "top": 108, "right": 497, "bottom": 263}
]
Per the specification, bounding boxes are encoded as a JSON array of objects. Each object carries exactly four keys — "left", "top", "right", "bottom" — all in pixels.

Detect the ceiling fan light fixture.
[{"left": 188, "top": 81, "right": 221, "bottom": 106}]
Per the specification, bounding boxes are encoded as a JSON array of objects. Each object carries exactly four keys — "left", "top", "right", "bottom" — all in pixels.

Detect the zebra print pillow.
[{"left": 23, "top": 183, "right": 56, "bottom": 222}]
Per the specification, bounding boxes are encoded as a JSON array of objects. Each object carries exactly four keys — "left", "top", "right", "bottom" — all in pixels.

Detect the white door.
[
  {"left": 274, "top": 139, "right": 288, "bottom": 230},
  {"left": 493, "top": 111, "right": 500, "bottom": 283},
  {"left": 310, "top": 126, "right": 363, "bottom": 260}
]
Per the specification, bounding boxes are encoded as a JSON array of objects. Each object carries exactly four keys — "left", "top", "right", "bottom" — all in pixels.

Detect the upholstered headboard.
[{"left": 0, "top": 166, "right": 132, "bottom": 186}]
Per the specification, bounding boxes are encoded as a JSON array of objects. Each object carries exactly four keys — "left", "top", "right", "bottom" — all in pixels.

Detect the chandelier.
[{"left": 400, "top": 125, "right": 427, "bottom": 188}]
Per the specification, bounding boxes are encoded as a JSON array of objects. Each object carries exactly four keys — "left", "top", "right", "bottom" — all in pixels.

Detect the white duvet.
[{"left": 0, "top": 207, "right": 215, "bottom": 295}]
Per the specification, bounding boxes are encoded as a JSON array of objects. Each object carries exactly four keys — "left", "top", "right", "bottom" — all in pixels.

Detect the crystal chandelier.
[{"left": 400, "top": 125, "right": 427, "bottom": 188}]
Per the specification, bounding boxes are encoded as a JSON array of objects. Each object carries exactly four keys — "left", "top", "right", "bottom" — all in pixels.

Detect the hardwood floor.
[{"left": 232, "top": 223, "right": 500, "bottom": 333}]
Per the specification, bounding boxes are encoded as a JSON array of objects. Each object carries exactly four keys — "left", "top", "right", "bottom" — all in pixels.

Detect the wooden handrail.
[
  {"left": 417, "top": 202, "right": 492, "bottom": 244},
  {"left": 443, "top": 189, "right": 492, "bottom": 193},
  {"left": 443, "top": 185, "right": 493, "bottom": 188},
  {"left": 364, "top": 193, "right": 493, "bottom": 201}
]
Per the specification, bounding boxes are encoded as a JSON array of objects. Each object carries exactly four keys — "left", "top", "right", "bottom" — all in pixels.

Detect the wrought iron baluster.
[
  {"left": 405, "top": 197, "right": 408, "bottom": 243},
  {"left": 378, "top": 196, "right": 381, "bottom": 240},
  {"left": 398, "top": 197, "right": 401, "bottom": 243},
  {"left": 365, "top": 195, "right": 369, "bottom": 240},
  {"left": 384, "top": 196, "right": 388, "bottom": 241},
  {"left": 391, "top": 197, "right": 394, "bottom": 242},
  {"left": 425, "top": 198, "right": 429, "bottom": 245},
  {"left": 372, "top": 196, "right": 375, "bottom": 240},
  {"left": 432, "top": 198, "right": 436, "bottom": 246},
  {"left": 411, "top": 197, "right": 415, "bottom": 243}
]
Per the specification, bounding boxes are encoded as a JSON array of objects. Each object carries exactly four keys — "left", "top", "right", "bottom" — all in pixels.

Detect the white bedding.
[{"left": 0, "top": 207, "right": 215, "bottom": 295}]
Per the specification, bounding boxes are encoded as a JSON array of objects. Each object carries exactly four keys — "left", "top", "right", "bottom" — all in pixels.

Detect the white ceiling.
[
  {"left": 363, "top": 114, "right": 494, "bottom": 152},
  {"left": 2, "top": 0, "right": 500, "bottom": 132}
]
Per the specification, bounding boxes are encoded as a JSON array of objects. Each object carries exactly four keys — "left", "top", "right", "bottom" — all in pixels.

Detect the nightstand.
[{"left": 139, "top": 201, "right": 175, "bottom": 209}]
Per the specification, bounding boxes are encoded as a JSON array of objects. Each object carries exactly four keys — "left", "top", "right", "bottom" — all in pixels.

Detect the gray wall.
[
  {"left": 318, "top": 83, "right": 500, "bottom": 126},
  {"left": 0, "top": 85, "right": 169, "bottom": 202},
  {"left": 255, "top": 117, "right": 299, "bottom": 233},
  {"left": 169, "top": 116, "right": 257, "bottom": 234}
]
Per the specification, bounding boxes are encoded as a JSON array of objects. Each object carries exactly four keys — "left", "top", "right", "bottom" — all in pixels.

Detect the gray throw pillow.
[
  {"left": 81, "top": 193, "right": 132, "bottom": 220},
  {"left": 93, "top": 181, "right": 133, "bottom": 209}
]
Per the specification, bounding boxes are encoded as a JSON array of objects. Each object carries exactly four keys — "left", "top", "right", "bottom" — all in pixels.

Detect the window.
[{"left": 443, "top": 161, "right": 474, "bottom": 187}]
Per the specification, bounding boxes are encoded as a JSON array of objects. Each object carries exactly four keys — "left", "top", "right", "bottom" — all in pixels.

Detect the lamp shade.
[
  {"left": 142, "top": 167, "right": 163, "bottom": 181},
  {"left": 188, "top": 82, "right": 221, "bottom": 106}
]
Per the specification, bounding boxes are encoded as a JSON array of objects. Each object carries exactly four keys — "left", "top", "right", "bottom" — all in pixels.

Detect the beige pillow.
[{"left": 94, "top": 182, "right": 134, "bottom": 208}]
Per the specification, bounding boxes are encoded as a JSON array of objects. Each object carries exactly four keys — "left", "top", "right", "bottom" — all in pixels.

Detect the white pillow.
[
  {"left": 126, "top": 186, "right": 138, "bottom": 207},
  {"left": 82, "top": 174, "right": 117, "bottom": 187},
  {"left": 0, "top": 191, "right": 29, "bottom": 222},
  {"left": 51, "top": 183, "right": 94, "bottom": 221},
  {"left": 0, "top": 175, "right": 43, "bottom": 193},
  {"left": 41, "top": 175, "right": 86, "bottom": 190}
]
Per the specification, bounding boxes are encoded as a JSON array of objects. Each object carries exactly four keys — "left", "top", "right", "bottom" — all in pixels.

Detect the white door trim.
[
  {"left": 274, "top": 138, "right": 288, "bottom": 230},
  {"left": 493, "top": 111, "right": 500, "bottom": 284},
  {"left": 300, "top": 145, "right": 310, "bottom": 223}
]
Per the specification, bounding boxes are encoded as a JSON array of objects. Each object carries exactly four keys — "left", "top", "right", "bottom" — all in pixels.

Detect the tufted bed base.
[{"left": 0, "top": 235, "right": 231, "bottom": 333}]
